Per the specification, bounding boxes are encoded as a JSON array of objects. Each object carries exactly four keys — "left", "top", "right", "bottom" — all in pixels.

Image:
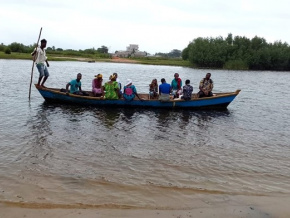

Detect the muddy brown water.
[{"left": 0, "top": 59, "right": 289, "bottom": 209}]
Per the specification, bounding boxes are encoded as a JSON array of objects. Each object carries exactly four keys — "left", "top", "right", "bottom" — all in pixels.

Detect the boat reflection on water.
[{"left": 30, "top": 102, "right": 233, "bottom": 133}]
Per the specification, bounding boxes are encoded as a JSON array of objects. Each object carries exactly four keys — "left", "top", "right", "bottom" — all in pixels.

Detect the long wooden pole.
[{"left": 29, "top": 27, "right": 42, "bottom": 100}]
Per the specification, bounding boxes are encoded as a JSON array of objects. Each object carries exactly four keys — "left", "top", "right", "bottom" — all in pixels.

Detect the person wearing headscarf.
[
  {"left": 113, "top": 72, "right": 122, "bottom": 98},
  {"left": 123, "top": 79, "right": 142, "bottom": 101},
  {"left": 92, "top": 74, "right": 104, "bottom": 97},
  {"left": 103, "top": 74, "right": 119, "bottom": 99}
]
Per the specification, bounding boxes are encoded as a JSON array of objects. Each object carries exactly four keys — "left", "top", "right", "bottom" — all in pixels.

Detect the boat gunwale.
[{"left": 35, "top": 84, "right": 241, "bottom": 102}]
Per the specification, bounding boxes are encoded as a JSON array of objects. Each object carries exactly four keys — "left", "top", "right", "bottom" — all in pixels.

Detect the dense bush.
[
  {"left": 0, "top": 43, "right": 6, "bottom": 51},
  {"left": 183, "top": 34, "right": 290, "bottom": 71},
  {"left": 5, "top": 48, "right": 11, "bottom": 54},
  {"left": 7, "top": 42, "right": 35, "bottom": 53}
]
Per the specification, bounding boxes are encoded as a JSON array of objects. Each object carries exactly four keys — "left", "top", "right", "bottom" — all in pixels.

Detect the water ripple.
[{"left": 0, "top": 60, "right": 290, "bottom": 207}]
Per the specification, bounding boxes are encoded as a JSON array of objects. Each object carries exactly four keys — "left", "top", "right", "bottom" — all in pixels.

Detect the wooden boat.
[{"left": 35, "top": 85, "right": 241, "bottom": 110}]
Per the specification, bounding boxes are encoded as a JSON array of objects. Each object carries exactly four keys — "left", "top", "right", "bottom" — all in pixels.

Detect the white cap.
[{"left": 126, "top": 79, "right": 132, "bottom": 86}]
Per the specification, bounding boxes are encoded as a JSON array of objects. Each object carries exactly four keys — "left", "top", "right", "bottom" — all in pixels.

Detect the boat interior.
[{"left": 37, "top": 86, "right": 239, "bottom": 101}]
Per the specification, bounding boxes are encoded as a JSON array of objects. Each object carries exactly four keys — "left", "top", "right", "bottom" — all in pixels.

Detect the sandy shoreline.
[
  {"left": 54, "top": 56, "right": 139, "bottom": 64},
  {"left": 1, "top": 195, "right": 290, "bottom": 218}
]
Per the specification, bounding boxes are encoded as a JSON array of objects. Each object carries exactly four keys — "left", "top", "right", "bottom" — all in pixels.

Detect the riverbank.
[
  {"left": 1, "top": 195, "right": 290, "bottom": 218},
  {"left": 0, "top": 51, "right": 192, "bottom": 67}
]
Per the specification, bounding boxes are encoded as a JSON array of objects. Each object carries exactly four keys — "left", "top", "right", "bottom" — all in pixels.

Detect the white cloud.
[{"left": 0, "top": 0, "right": 290, "bottom": 53}]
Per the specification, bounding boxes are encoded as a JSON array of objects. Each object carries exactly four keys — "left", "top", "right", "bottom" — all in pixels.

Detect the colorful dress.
[
  {"left": 104, "top": 81, "right": 119, "bottom": 99},
  {"left": 92, "top": 79, "right": 102, "bottom": 95},
  {"left": 123, "top": 85, "right": 137, "bottom": 101},
  {"left": 199, "top": 78, "right": 213, "bottom": 91},
  {"left": 198, "top": 78, "right": 214, "bottom": 97}
]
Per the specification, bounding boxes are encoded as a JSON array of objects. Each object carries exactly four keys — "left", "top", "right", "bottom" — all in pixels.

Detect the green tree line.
[
  {"left": 155, "top": 49, "right": 182, "bottom": 58},
  {"left": 182, "top": 33, "right": 290, "bottom": 71},
  {"left": 0, "top": 42, "right": 110, "bottom": 58}
]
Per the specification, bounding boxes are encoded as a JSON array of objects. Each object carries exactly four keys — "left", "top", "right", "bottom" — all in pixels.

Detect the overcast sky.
[{"left": 1, "top": 0, "right": 290, "bottom": 54}]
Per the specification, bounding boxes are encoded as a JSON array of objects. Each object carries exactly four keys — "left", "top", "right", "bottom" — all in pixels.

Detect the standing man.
[
  {"left": 159, "top": 78, "right": 171, "bottom": 101},
  {"left": 171, "top": 73, "right": 182, "bottom": 98},
  {"left": 31, "top": 39, "right": 50, "bottom": 87},
  {"left": 198, "top": 73, "right": 214, "bottom": 98}
]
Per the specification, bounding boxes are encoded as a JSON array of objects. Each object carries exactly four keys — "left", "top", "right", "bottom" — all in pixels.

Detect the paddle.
[{"left": 28, "top": 27, "right": 42, "bottom": 100}]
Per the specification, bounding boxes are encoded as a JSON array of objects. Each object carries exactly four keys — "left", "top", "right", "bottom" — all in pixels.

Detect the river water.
[{"left": 0, "top": 59, "right": 289, "bottom": 209}]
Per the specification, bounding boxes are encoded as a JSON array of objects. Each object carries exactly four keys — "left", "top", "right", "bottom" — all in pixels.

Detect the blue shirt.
[
  {"left": 159, "top": 83, "right": 171, "bottom": 94},
  {"left": 69, "top": 79, "right": 81, "bottom": 93}
]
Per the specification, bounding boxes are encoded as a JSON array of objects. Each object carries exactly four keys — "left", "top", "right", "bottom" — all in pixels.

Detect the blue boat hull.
[{"left": 36, "top": 86, "right": 240, "bottom": 110}]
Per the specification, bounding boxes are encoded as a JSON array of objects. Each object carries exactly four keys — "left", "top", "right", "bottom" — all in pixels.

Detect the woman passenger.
[
  {"left": 103, "top": 74, "right": 119, "bottom": 99},
  {"left": 149, "top": 79, "right": 158, "bottom": 99},
  {"left": 92, "top": 74, "right": 104, "bottom": 97},
  {"left": 123, "top": 79, "right": 142, "bottom": 101}
]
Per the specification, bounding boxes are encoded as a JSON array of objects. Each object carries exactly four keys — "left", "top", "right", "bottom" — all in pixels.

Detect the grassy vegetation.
[
  {"left": 0, "top": 51, "right": 33, "bottom": 60},
  {"left": 0, "top": 51, "right": 103, "bottom": 62},
  {"left": 0, "top": 51, "right": 194, "bottom": 67},
  {"left": 131, "top": 57, "right": 193, "bottom": 67}
]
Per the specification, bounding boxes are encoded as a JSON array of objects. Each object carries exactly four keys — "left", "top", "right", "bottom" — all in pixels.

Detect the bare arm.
[
  {"left": 199, "top": 81, "right": 204, "bottom": 91},
  {"left": 45, "top": 60, "right": 49, "bottom": 67},
  {"left": 31, "top": 49, "right": 38, "bottom": 62},
  {"left": 133, "top": 88, "right": 143, "bottom": 101},
  {"left": 31, "top": 50, "right": 36, "bottom": 56},
  {"left": 209, "top": 83, "right": 213, "bottom": 92},
  {"left": 135, "top": 92, "right": 143, "bottom": 101},
  {"left": 66, "top": 83, "right": 71, "bottom": 93}
]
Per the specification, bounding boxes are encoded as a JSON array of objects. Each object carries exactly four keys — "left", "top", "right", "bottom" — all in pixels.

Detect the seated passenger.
[
  {"left": 181, "top": 79, "right": 193, "bottom": 101},
  {"left": 103, "top": 74, "right": 119, "bottom": 99},
  {"left": 171, "top": 73, "right": 182, "bottom": 98},
  {"left": 149, "top": 79, "right": 158, "bottom": 99},
  {"left": 92, "top": 74, "right": 104, "bottom": 97},
  {"left": 198, "top": 73, "right": 213, "bottom": 98},
  {"left": 66, "top": 73, "right": 88, "bottom": 96},
  {"left": 123, "top": 79, "right": 142, "bottom": 101},
  {"left": 159, "top": 78, "right": 171, "bottom": 101},
  {"left": 113, "top": 72, "right": 122, "bottom": 98}
]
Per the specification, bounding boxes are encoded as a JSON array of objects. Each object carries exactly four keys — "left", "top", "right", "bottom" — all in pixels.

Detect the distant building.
[
  {"left": 126, "top": 44, "right": 139, "bottom": 52},
  {"left": 114, "top": 44, "right": 147, "bottom": 58}
]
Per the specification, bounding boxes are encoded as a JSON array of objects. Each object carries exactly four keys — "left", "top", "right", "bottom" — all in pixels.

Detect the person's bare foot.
[{"left": 41, "top": 85, "right": 47, "bottom": 88}]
